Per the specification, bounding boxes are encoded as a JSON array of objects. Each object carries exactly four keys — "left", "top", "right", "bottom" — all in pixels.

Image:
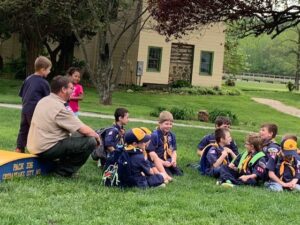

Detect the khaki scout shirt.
[{"left": 27, "top": 93, "right": 84, "bottom": 154}]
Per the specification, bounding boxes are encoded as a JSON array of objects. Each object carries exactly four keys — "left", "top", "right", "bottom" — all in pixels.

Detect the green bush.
[
  {"left": 150, "top": 106, "right": 195, "bottom": 120},
  {"left": 209, "top": 108, "right": 239, "bottom": 125},
  {"left": 170, "top": 80, "right": 192, "bottom": 88},
  {"left": 286, "top": 81, "right": 295, "bottom": 92},
  {"left": 225, "top": 78, "right": 236, "bottom": 86},
  {"left": 169, "top": 107, "right": 195, "bottom": 120},
  {"left": 149, "top": 106, "right": 167, "bottom": 117},
  {"left": 169, "top": 86, "right": 240, "bottom": 96}
]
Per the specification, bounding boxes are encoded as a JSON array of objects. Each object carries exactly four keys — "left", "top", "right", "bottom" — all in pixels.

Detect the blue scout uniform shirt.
[
  {"left": 262, "top": 139, "right": 280, "bottom": 160},
  {"left": 19, "top": 74, "right": 50, "bottom": 114},
  {"left": 197, "top": 133, "right": 239, "bottom": 155},
  {"left": 267, "top": 155, "right": 300, "bottom": 182},
  {"left": 104, "top": 124, "right": 125, "bottom": 150},
  {"left": 233, "top": 152, "right": 267, "bottom": 180},
  {"left": 206, "top": 145, "right": 229, "bottom": 174},
  {"left": 147, "top": 129, "right": 177, "bottom": 160},
  {"left": 126, "top": 147, "right": 153, "bottom": 187}
]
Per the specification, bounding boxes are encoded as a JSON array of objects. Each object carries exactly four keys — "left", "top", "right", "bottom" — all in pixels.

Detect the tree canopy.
[{"left": 148, "top": 0, "right": 300, "bottom": 39}]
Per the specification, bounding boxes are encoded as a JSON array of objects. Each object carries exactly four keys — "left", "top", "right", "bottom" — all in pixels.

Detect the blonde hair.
[
  {"left": 159, "top": 111, "right": 174, "bottom": 123},
  {"left": 34, "top": 56, "right": 52, "bottom": 71}
]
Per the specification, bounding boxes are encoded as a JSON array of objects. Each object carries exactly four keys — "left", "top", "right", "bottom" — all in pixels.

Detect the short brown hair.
[
  {"left": 159, "top": 111, "right": 174, "bottom": 123},
  {"left": 246, "top": 133, "right": 262, "bottom": 152},
  {"left": 51, "top": 75, "right": 71, "bottom": 94},
  {"left": 114, "top": 108, "right": 129, "bottom": 122},
  {"left": 215, "top": 116, "right": 231, "bottom": 127},
  {"left": 261, "top": 123, "right": 278, "bottom": 138},
  {"left": 215, "top": 128, "right": 230, "bottom": 143},
  {"left": 34, "top": 56, "right": 52, "bottom": 71}
]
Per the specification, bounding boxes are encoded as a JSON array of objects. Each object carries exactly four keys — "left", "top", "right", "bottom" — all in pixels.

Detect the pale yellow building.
[{"left": 1, "top": 12, "right": 225, "bottom": 88}]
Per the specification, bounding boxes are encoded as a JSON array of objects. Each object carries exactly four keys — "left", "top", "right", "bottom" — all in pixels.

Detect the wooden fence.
[{"left": 223, "top": 72, "right": 295, "bottom": 84}]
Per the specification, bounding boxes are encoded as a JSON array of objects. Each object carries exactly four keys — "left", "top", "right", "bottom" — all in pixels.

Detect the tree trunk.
[
  {"left": 57, "top": 35, "right": 76, "bottom": 73},
  {"left": 295, "top": 28, "right": 300, "bottom": 90},
  {"left": 24, "top": 37, "right": 42, "bottom": 75}
]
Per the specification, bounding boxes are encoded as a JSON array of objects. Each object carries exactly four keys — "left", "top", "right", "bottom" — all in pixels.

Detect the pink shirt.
[{"left": 69, "top": 83, "right": 83, "bottom": 113}]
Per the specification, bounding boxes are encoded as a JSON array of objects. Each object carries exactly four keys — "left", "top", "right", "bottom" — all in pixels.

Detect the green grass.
[
  {"left": 0, "top": 108, "right": 300, "bottom": 225},
  {"left": 1, "top": 78, "right": 300, "bottom": 224}
]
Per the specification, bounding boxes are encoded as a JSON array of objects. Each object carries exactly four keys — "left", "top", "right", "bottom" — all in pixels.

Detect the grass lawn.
[{"left": 1, "top": 78, "right": 300, "bottom": 224}]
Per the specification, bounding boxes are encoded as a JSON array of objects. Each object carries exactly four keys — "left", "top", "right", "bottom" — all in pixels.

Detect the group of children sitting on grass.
[
  {"left": 197, "top": 116, "right": 300, "bottom": 191},
  {"left": 92, "top": 106, "right": 300, "bottom": 191},
  {"left": 92, "top": 109, "right": 182, "bottom": 188}
]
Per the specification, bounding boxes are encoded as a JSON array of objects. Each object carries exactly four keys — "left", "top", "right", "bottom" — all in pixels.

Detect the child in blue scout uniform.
[
  {"left": 259, "top": 123, "right": 280, "bottom": 161},
  {"left": 218, "top": 133, "right": 267, "bottom": 187},
  {"left": 204, "top": 128, "right": 237, "bottom": 177},
  {"left": 265, "top": 137, "right": 300, "bottom": 192},
  {"left": 124, "top": 128, "right": 166, "bottom": 188},
  {"left": 104, "top": 108, "right": 129, "bottom": 151},
  {"left": 16, "top": 56, "right": 52, "bottom": 153},
  {"left": 197, "top": 116, "right": 238, "bottom": 157},
  {"left": 147, "top": 111, "right": 183, "bottom": 178}
]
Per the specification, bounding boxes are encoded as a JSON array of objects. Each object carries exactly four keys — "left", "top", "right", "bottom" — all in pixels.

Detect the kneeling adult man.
[{"left": 27, "top": 75, "right": 100, "bottom": 177}]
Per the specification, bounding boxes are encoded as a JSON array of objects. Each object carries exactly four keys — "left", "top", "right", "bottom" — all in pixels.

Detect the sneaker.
[
  {"left": 216, "top": 180, "right": 222, "bottom": 185},
  {"left": 157, "top": 183, "right": 166, "bottom": 188},
  {"left": 221, "top": 180, "right": 235, "bottom": 188}
]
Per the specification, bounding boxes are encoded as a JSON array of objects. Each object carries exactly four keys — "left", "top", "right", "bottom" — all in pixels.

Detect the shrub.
[
  {"left": 208, "top": 109, "right": 239, "bottom": 125},
  {"left": 286, "top": 81, "right": 295, "bottom": 92},
  {"left": 150, "top": 106, "right": 167, "bottom": 117},
  {"left": 170, "top": 80, "right": 191, "bottom": 88},
  {"left": 150, "top": 106, "right": 195, "bottom": 121},
  {"left": 225, "top": 78, "right": 236, "bottom": 86},
  {"left": 169, "top": 86, "right": 240, "bottom": 96},
  {"left": 169, "top": 107, "right": 195, "bottom": 120}
]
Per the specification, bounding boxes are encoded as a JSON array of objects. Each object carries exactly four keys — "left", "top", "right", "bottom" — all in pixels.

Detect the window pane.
[
  {"left": 200, "top": 51, "right": 213, "bottom": 75},
  {"left": 147, "top": 47, "right": 162, "bottom": 72}
]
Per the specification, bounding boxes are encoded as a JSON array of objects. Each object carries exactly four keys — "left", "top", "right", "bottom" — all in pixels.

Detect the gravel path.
[{"left": 252, "top": 97, "right": 300, "bottom": 118}]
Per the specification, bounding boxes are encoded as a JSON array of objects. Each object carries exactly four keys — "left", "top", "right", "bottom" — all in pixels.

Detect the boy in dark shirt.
[
  {"left": 259, "top": 123, "right": 280, "bottom": 161},
  {"left": 265, "top": 138, "right": 300, "bottom": 192},
  {"left": 197, "top": 116, "right": 238, "bottom": 157},
  {"left": 218, "top": 133, "right": 267, "bottom": 187},
  {"left": 125, "top": 128, "right": 166, "bottom": 188},
  {"left": 16, "top": 56, "right": 52, "bottom": 153},
  {"left": 204, "top": 128, "right": 236, "bottom": 177}
]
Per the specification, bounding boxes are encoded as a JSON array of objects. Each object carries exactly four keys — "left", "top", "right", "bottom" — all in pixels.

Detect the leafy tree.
[
  {"left": 148, "top": 0, "right": 300, "bottom": 39},
  {"left": 71, "top": 0, "right": 150, "bottom": 105},
  {"left": 0, "top": 0, "right": 98, "bottom": 76}
]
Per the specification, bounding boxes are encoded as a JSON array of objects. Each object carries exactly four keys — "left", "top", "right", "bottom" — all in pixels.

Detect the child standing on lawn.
[
  {"left": 16, "top": 56, "right": 52, "bottom": 153},
  {"left": 67, "top": 67, "right": 84, "bottom": 116}
]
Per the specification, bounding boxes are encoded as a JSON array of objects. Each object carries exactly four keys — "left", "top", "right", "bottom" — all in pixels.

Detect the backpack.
[
  {"left": 199, "top": 143, "right": 218, "bottom": 175},
  {"left": 91, "top": 127, "right": 118, "bottom": 161},
  {"left": 102, "top": 145, "right": 135, "bottom": 187}
]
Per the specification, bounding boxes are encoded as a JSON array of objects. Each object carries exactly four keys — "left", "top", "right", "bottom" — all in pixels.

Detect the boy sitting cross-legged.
[
  {"left": 218, "top": 133, "right": 267, "bottom": 187},
  {"left": 202, "top": 128, "right": 237, "bottom": 178},
  {"left": 124, "top": 128, "right": 168, "bottom": 188},
  {"left": 265, "top": 137, "right": 300, "bottom": 192},
  {"left": 197, "top": 116, "right": 239, "bottom": 157},
  {"left": 146, "top": 111, "right": 183, "bottom": 178}
]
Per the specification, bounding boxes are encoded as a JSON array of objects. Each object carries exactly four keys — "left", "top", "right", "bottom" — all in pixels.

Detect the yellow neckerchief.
[
  {"left": 241, "top": 154, "right": 252, "bottom": 173},
  {"left": 218, "top": 145, "right": 228, "bottom": 165},
  {"left": 113, "top": 123, "right": 125, "bottom": 145},
  {"left": 163, "top": 134, "right": 173, "bottom": 160},
  {"left": 125, "top": 145, "right": 146, "bottom": 157},
  {"left": 279, "top": 158, "right": 295, "bottom": 181}
]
